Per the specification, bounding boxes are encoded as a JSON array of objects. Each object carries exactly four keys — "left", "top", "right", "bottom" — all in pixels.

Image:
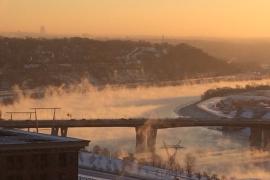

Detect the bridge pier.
[
  {"left": 51, "top": 127, "right": 59, "bottom": 136},
  {"left": 60, "top": 127, "right": 68, "bottom": 137},
  {"left": 135, "top": 126, "right": 157, "bottom": 153},
  {"left": 51, "top": 127, "right": 68, "bottom": 137},
  {"left": 250, "top": 127, "right": 270, "bottom": 149},
  {"left": 262, "top": 128, "right": 270, "bottom": 149}
]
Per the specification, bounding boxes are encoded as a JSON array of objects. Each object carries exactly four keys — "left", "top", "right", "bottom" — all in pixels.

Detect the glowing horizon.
[{"left": 1, "top": 0, "right": 270, "bottom": 38}]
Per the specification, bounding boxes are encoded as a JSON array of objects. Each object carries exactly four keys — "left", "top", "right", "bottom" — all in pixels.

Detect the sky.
[{"left": 1, "top": 0, "right": 270, "bottom": 38}]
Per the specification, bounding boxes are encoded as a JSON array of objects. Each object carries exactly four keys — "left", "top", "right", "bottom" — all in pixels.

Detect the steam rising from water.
[
  {"left": 3, "top": 79, "right": 270, "bottom": 119},
  {"left": 1, "top": 79, "right": 270, "bottom": 179}
]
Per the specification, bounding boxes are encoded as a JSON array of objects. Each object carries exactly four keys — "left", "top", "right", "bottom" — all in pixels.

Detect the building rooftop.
[{"left": 0, "top": 128, "right": 89, "bottom": 151}]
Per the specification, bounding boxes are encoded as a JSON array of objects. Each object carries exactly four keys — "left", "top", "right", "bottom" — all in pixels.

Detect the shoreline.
[{"left": 176, "top": 100, "right": 220, "bottom": 119}]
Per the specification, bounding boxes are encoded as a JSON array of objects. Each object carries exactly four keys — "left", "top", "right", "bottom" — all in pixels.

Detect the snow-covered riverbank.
[{"left": 197, "top": 92, "right": 270, "bottom": 119}]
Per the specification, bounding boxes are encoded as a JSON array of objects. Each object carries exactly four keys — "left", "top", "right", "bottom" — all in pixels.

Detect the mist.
[{"left": 1, "top": 78, "right": 270, "bottom": 179}]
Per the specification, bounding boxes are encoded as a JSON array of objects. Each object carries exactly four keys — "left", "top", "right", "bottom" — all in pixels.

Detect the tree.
[
  {"left": 210, "top": 174, "right": 219, "bottom": 180},
  {"left": 184, "top": 153, "right": 196, "bottom": 176},
  {"left": 196, "top": 172, "right": 202, "bottom": 180},
  {"left": 101, "top": 148, "right": 110, "bottom": 157},
  {"left": 92, "top": 145, "right": 101, "bottom": 154}
]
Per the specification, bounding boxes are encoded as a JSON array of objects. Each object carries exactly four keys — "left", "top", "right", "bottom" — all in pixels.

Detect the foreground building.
[{"left": 0, "top": 129, "right": 89, "bottom": 180}]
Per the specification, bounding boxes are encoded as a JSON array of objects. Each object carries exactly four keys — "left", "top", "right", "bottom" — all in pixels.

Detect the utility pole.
[
  {"left": 5, "top": 112, "right": 36, "bottom": 132},
  {"left": 30, "top": 107, "right": 61, "bottom": 133}
]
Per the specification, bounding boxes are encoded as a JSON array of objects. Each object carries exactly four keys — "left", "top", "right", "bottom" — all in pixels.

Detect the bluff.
[{"left": 0, "top": 37, "right": 239, "bottom": 88}]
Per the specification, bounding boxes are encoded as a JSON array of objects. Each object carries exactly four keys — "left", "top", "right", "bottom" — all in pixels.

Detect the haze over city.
[
  {"left": 1, "top": 0, "right": 270, "bottom": 38},
  {"left": 1, "top": 1, "right": 270, "bottom": 180}
]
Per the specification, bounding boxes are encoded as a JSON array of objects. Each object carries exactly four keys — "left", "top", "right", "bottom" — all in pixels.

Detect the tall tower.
[
  {"left": 40, "top": 26, "right": 46, "bottom": 34},
  {"left": 161, "top": 34, "right": 165, "bottom": 43}
]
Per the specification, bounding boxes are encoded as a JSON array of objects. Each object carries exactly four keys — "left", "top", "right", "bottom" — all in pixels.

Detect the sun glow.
[{"left": 1, "top": 0, "right": 270, "bottom": 38}]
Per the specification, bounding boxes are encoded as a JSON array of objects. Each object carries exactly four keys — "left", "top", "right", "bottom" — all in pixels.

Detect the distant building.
[
  {"left": 0, "top": 129, "right": 89, "bottom": 180},
  {"left": 40, "top": 26, "right": 46, "bottom": 35}
]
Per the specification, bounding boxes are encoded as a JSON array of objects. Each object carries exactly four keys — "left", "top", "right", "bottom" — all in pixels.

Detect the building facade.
[{"left": 0, "top": 129, "right": 89, "bottom": 180}]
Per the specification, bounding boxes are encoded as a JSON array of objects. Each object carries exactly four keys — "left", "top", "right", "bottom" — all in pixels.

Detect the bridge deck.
[{"left": 0, "top": 118, "right": 270, "bottom": 129}]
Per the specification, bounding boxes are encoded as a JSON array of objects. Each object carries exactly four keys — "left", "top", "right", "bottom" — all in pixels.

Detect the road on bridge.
[{"left": 1, "top": 118, "right": 270, "bottom": 129}]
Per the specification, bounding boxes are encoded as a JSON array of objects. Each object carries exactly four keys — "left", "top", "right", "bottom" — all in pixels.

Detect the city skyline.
[{"left": 1, "top": 0, "right": 270, "bottom": 38}]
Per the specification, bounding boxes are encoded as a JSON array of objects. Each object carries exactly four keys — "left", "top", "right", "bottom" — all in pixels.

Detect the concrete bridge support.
[
  {"left": 60, "top": 127, "right": 68, "bottom": 137},
  {"left": 50, "top": 127, "right": 68, "bottom": 137},
  {"left": 135, "top": 126, "right": 157, "bottom": 153},
  {"left": 51, "top": 127, "right": 59, "bottom": 136},
  {"left": 262, "top": 128, "right": 270, "bottom": 149},
  {"left": 250, "top": 127, "right": 270, "bottom": 149}
]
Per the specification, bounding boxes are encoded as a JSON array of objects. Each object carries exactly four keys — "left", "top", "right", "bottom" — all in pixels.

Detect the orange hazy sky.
[{"left": 0, "top": 0, "right": 270, "bottom": 38}]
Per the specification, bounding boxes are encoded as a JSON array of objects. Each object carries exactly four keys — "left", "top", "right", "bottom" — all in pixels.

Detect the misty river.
[{"left": 1, "top": 79, "right": 270, "bottom": 179}]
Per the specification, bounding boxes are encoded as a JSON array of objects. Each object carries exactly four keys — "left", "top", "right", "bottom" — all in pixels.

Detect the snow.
[
  {"left": 78, "top": 174, "right": 110, "bottom": 180},
  {"left": 125, "top": 47, "right": 161, "bottom": 63},
  {"left": 197, "top": 95, "right": 270, "bottom": 119},
  {"left": 79, "top": 151, "right": 203, "bottom": 180},
  {"left": 197, "top": 97, "right": 232, "bottom": 118},
  {"left": 262, "top": 112, "right": 270, "bottom": 120},
  {"left": 240, "top": 111, "right": 254, "bottom": 118},
  {"left": 24, "top": 64, "right": 40, "bottom": 69}
]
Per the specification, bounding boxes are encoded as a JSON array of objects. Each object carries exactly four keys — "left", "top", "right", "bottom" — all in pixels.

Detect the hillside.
[
  {"left": 0, "top": 37, "right": 239, "bottom": 89},
  {"left": 180, "top": 39, "right": 270, "bottom": 65}
]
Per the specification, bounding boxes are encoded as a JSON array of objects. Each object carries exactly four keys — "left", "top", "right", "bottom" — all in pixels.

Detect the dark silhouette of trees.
[
  {"left": 202, "top": 84, "right": 270, "bottom": 100},
  {"left": 184, "top": 153, "right": 196, "bottom": 176},
  {"left": 0, "top": 37, "right": 240, "bottom": 89}
]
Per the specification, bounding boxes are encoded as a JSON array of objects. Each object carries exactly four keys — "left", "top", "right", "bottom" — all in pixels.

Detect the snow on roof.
[{"left": 0, "top": 128, "right": 89, "bottom": 145}]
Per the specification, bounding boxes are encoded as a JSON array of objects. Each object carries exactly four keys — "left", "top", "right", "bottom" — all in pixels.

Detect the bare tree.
[
  {"left": 210, "top": 174, "right": 220, "bottom": 180},
  {"left": 220, "top": 175, "right": 227, "bottom": 180},
  {"left": 184, "top": 153, "right": 196, "bottom": 176},
  {"left": 196, "top": 172, "right": 202, "bottom": 180},
  {"left": 101, "top": 147, "right": 110, "bottom": 157},
  {"left": 93, "top": 145, "right": 101, "bottom": 154}
]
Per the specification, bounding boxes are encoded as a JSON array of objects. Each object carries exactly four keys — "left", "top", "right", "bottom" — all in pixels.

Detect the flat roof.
[{"left": 0, "top": 128, "right": 89, "bottom": 151}]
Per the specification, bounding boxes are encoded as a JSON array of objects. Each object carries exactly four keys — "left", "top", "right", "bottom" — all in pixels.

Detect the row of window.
[
  {"left": 4, "top": 172, "right": 71, "bottom": 180},
  {"left": 0, "top": 152, "right": 76, "bottom": 171}
]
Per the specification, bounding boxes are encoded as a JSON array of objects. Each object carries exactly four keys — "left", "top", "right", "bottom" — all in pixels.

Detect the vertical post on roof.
[
  {"left": 30, "top": 107, "right": 61, "bottom": 135},
  {"left": 34, "top": 108, "right": 39, "bottom": 133},
  {"left": 53, "top": 108, "right": 56, "bottom": 121},
  {"left": 53, "top": 108, "right": 57, "bottom": 136},
  {"left": 28, "top": 113, "right": 32, "bottom": 132}
]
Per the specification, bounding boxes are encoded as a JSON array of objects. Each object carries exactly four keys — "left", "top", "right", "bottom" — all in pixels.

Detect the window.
[
  {"left": 39, "top": 154, "right": 48, "bottom": 168},
  {"left": 7, "top": 175, "right": 23, "bottom": 180},
  {"left": 7, "top": 156, "right": 15, "bottom": 170},
  {"left": 59, "top": 153, "right": 67, "bottom": 167}
]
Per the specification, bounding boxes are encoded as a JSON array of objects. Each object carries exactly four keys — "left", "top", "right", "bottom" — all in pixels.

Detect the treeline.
[
  {"left": 0, "top": 37, "right": 246, "bottom": 89},
  {"left": 202, "top": 84, "right": 270, "bottom": 100},
  {"left": 89, "top": 145, "right": 226, "bottom": 180}
]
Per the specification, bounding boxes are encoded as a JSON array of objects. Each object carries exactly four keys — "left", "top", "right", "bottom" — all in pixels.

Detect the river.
[{"left": 1, "top": 79, "right": 270, "bottom": 179}]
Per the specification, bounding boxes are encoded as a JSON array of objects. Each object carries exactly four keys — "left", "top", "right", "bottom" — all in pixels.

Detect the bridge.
[{"left": 1, "top": 117, "right": 270, "bottom": 153}]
